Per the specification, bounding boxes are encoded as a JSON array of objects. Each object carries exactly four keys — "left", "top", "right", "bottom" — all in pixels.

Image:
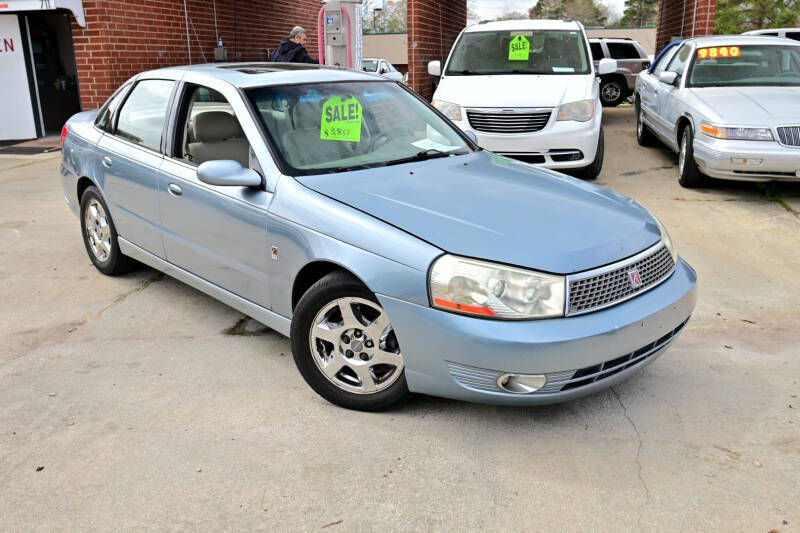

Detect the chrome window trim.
[{"left": 565, "top": 240, "right": 675, "bottom": 316}]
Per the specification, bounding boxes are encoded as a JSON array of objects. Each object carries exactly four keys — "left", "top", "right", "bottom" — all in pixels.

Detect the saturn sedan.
[
  {"left": 59, "top": 63, "right": 697, "bottom": 411},
  {"left": 635, "top": 35, "right": 800, "bottom": 187}
]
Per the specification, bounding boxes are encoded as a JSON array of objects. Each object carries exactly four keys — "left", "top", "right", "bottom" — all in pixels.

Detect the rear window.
[{"left": 607, "top": 42, "right": 640, "bottom": 59}]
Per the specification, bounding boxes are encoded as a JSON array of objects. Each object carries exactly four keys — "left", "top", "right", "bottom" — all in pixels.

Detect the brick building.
[
  {"left": 0, "top": 0, "right": 465, "bottom": 140},
  {"left": 656, "top": 0, "right": 717, "bottom": 52}
]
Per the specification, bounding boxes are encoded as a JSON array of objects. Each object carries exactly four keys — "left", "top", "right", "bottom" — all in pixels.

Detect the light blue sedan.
[{"left": 60, "top": 63, "right": 697, "bottom": 411}]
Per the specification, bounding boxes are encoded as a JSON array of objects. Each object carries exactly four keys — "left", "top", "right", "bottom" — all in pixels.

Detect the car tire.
[
  {"left": 678, "top": 126, "right": 705, "bottom": 188},
  {"left": 290, "top": 270, "right": 410, "bottom": 411},
  {"left": 600, "top": 78, "right": 626, "bottom": 107},
  {"left": 576, "top": 127, "right": 604, "bottom": 180},
  {"left": 80, "top": 185, "right": 138, "bottom": 275},
  {"left": 635, "top": 100, "right": 655, "bottom": 147}
]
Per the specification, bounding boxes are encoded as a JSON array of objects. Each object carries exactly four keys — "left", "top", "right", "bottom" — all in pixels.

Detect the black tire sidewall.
[
  {"left": 678, "top": 126, "right": 704, "bottom": 187},
  {"left": 635, "top": 100, "right": 651, "bottom": 146},
  {"left": 79, "top": 186, "right": 126, "bottom": 275},
  {"left": 290, "top": 271, "right": 410, "bottom": 411},
  {"left": 577, "top": 127, "right": 604, "bottom": 180}
]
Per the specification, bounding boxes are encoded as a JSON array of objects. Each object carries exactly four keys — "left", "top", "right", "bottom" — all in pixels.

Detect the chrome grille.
[
  {"left": 567, "top": 244, "right": 675, "bottom": 316},
  {"left": 466, "top": 109, "right": 551, "bottom": 134},
  {"left": 777, "top": 126, "right": 800, "bottom": 147}
]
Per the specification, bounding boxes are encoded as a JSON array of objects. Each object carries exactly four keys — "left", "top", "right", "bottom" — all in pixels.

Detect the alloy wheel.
[
  {"left": 602, "top": 82, "right": 621, "bottom": 102},
  {"left": 679, "top": 132, "right": 687, "bottom": 176},
  {"left": 637, "top": 108, "right": 644, "bottom": 137},
  {"left": 84, "top": 199, "right": 112, "bottom": 262},
  {"left": 308, "top": 297, "right": 403, "bottom": 394}
]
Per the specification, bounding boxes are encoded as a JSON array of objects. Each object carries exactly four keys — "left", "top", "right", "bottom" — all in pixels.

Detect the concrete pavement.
[{"left": 1, "top": 108, "right": 799, "bottom": 531}]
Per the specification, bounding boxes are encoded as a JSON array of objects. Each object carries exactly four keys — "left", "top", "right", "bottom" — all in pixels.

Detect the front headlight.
[
  {"left": 429, "top": 255, "right": 565, "bottom": 319},
  {"left": 557, "top": 99, "right": 595, "bottom": 122},
  {"left": 654, "top": 216, "right": 678, "bottom": 265},
  {"left": 432, "top": 99, "right": 462, "bottom": 122},
  {"left": 700, "top": 123, "right": 773, "bottom": 141}
]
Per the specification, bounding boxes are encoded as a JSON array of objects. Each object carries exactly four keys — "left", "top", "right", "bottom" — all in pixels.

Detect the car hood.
[
  {"left": 295, "top": 151, "right": 660, "bottom": 274},
  {"left": 434, "top": 74, "right": 593, "bottom": 108},
  {"left": 689, "top": 87, "right": 800, "bottom": 124}
]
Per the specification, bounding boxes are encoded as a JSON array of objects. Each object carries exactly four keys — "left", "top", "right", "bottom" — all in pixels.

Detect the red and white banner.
[{"left": 0, "top": 14, "right": 36, "bottom": 140}]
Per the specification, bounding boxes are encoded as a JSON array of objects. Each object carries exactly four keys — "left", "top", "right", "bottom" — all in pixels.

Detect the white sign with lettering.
[
  {"left": 0, "top": 14, "right": 36, "bottom": 140},
  {"left": 0, "top": 1, "right": 85, "bottom": 27}
]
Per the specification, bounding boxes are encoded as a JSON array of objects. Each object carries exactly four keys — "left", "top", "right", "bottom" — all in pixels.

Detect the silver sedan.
[{"left": 634, "top": 35, "right": 800, "bottom": 187}]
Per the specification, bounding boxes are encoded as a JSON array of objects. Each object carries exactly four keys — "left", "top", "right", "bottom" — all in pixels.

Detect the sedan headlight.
[
  {"left": 429, "top": 255, "right": 565, "bottom": 319},
  {"left": 557, "top": 99, "right": 595, "bottom": 122},
  {"left": 700, "top": 123, "right": 773, "bottom": 141},
  {"left": 654, "top": 216, "right": 678, "bottom": 265},
  {"left": 432, "top": 99, "right": 462, "bottom": 122}
]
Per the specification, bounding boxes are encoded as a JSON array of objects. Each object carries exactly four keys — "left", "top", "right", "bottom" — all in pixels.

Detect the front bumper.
[
  {"left": 378, "top": 258, "right": 697, "bottom": 406},
  {"left": 693, "top": 137, "right": 800, "bottom": 182},
  {"left": 451, "top": 110, "right": 602, "bottom": 170}
]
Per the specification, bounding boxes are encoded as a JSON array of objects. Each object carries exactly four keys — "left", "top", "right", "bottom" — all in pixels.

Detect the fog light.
[
  {"left": 497, "top": 373, "right": 546, "bottom": 394},
  {"left": 730, "top": 157, "right": 763, "bottom": 166}
]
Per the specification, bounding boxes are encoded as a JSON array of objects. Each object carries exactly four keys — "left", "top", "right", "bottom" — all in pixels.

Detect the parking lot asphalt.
[{"left": 2, "top": 106, "right": 799, "bottom": 531}]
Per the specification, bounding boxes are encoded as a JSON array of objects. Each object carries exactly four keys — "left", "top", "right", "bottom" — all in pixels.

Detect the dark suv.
[{"left": 589, "top": 38, "right": 651, "bottom": 106}]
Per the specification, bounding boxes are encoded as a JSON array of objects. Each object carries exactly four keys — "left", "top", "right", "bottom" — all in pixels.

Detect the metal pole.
[
  {"left": 213, "top": 0, "right": 219, "bottom": 43},
  {"left": 681, "top": 0, "right": 687, "bottom": 37},
  {"left": 691, "top": 0, "right": 698, "bottom": 37},
  {"left": 183, "top": 0, "right": 192, "bottom": 64}
]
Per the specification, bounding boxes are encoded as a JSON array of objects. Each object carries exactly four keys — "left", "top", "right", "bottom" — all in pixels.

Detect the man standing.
[{"left": 271, "top": 26, "right": 317, "bottom": 64}]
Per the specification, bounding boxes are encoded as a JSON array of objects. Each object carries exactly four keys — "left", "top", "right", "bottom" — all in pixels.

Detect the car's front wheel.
[
  {"left": 678, "top": 126, "right": 705, "bottom": 188},
  {"left": 80, "top": 185, "right": 137, "bottom": 275},
  {"left": 635, "top": 100, "right": 655, "bottom": 146},
  {"left": 290, "top": 271, "right": 410, "bottom": 411},
  {"left": 575, "top": 127, "right": 604, "bottom": 180},
  {"left": 600, "top": 78, "right": 626, "bottom": 107}
]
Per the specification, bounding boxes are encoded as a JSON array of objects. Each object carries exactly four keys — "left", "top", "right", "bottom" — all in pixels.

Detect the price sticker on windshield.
[
  {"left": 697, "top": 46, "right": 740, "bottom": 60},
  {"left": 508, "top": 34, "right": 530, "bottom": 61},
  {"left": 321, "top": 95, "right": 363, "bottom": 142}
]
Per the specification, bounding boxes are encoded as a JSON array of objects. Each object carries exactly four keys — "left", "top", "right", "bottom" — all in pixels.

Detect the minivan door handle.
[
  {"left": 101, "top": 156, "right": 112, "bottom": 168},
  {"left": 167, "top": 183, "right": 183, "bottom": 197}
]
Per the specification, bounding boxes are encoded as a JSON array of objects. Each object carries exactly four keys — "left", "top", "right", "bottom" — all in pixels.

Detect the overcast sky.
[{"left": 471, "top": 0, "right": 626, "bottom": 19}]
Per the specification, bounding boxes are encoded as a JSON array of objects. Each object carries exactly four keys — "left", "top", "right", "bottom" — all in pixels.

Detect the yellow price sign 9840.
[
  {"left": 697, "top": 46, "right": 741, "bottom": 60},
  {"left": 321, "top": 95, "right": 363, "bottom": 142},
  {"left": 509, "top": 35, "right": 530, "bottom": 61}
]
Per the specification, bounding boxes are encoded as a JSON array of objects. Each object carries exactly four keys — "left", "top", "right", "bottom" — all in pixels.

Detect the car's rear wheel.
[
  {"left": 678, "top": 126, "right": 706, "bottom": 188},
  {"left": 635, "top": 100, "right": 655, "bottom": 146},
  {"left": 575, "top": 127, "right": 604, "bottom": 180},
  {"left": 290, "top": 271, "right": 410, "bottom": 411},
  {"left": 600, "top": 78, "right": 626, "bottom": 107},
  {"left": 80, "top": 186, "right": 137, "bottom": 275}
]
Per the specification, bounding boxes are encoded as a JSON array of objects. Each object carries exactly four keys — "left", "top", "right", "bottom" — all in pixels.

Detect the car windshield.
[
  {"left": 445, "top": 29, "right": 590, "bottom": 75},
  {"left": 688, "top": 44, "right": 800, "bottom": 87},
  {"left": 362, "top": 60, "right": 378, "bottom": 72},
  {"left": 246, "top": 81, "right": 471, "bottom": 175}
]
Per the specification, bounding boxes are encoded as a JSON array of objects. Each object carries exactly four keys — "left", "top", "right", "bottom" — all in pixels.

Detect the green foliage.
[
  {"left": 714, "top": 0, "right": 800, "bottom": 34},
  {"left": 529, "top": 0, "right": 607, "bottom": 26},
  {"left": 362, "top": 0, "right": 407, "bottom": 33},
  {"left": 620, "top": 0, "right": 658, "bottom": 27}
]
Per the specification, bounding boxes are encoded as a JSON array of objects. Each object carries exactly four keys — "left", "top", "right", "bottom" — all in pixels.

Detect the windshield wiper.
[
  {"left": 383, "top": 148, "right": 463, "bottom": 167},
  {"left": 324, "top": 162, "right": 387, "bottom": 174},
  {"left": 448, "top": 69, "right": 479, "bottom": 75}
]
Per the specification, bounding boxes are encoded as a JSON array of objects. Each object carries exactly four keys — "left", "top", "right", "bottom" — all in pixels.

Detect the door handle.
[
  {"left": 101, "top": 156, "right": 112, "bottom": 168},
  {"left": 167, "top": 183, "right": 183, "bottom": 197}
]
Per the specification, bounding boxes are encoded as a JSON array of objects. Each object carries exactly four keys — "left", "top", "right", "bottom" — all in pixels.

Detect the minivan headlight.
[
  {"left": 654, "top": 216, "right": 678, "bottom": 264},
  {"left": 429, "top": 255, "right": 565, "bottom": 319},
  {"left": 557, "top": 99, "right": 595, "bottom": 122},
  {"left": 432, "top": 99, "right": 463, "bottom": 122},
  {"left": 700, "top": 123, "right": 773, "bottom": 141}
]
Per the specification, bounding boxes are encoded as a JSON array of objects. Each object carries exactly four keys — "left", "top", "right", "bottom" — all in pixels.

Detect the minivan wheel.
[
  {"left": 575, "top": 127, "right": 604, "bottom": 180},
  {"left": 678, "top": 126, "right": 705, "bottom": 188},
  {"left": 80, "top": 186, "right": 137, "bottom": 275},
  {"left": 600, "top": 78, "right": 625, "bottom": 107},
  {"left": 290, "top": 271, "right": 410, "bottom": 411}
]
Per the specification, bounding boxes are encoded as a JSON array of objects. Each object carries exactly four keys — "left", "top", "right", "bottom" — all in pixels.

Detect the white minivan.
[{"left": 428, "top": 19, "right": 616, "bottom": 179}]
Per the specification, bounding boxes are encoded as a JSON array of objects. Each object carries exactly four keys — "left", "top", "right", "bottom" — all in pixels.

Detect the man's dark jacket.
[{"left": 271, "top": 38, "right": 316, "bottom": 64}]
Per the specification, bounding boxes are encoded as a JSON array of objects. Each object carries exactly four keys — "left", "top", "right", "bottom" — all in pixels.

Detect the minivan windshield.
[
  {"left": 688, "top": 44, "right": 800, "bottom": 87},
  {"left": 246, "top": 81, "right": 471, "bottom": 175},
  {"left": 445, "top": 29, "right": 591, "bottom": 75}
]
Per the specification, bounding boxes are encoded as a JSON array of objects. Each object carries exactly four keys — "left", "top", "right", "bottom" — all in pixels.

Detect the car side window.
[
  {"left": 665, "top": 44, "right": 691, "bottom": 77},
  {"left": 115, "top": 79, "right": 175, "bottom": 152},
  {"left": 652, "top": 46, "right": 679, "bottom": 75},
  {"left": 590, "top": 42, "right": 604, "bottom": 59},
  {"left": 175, "top": 84, "right": 251, "bottom": 169},
  {"left": 608, "top": 42, "right": 640, "bottom": 59},
  {"left": 96, "top": 83, "right": 131, "bottom": 132},
  {"left": 788, "top": 32, "right": 800, "bottom": 42}
]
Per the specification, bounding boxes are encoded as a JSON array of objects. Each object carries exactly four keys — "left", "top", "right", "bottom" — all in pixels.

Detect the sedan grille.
[
  {"left": 567, "top": 244, "right": 675, "bottom": 316},
  {"left": 777, "top": 126, "right": 800, "bottom": 147},
  {"left": 466, "top": 109, "right": 551, "bottom": 134}
]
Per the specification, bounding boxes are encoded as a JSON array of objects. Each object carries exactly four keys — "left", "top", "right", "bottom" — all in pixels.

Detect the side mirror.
[
  {"left": 658, "top": 71, "right": 678, "bottom": 86},
  {"left": 596, "top": 58, "right": 617, "bottom": 76},
  {"left": 464, "top": 131, "right": 478, "bottom": 144},
  {"left": 428, "top": 60, "right": 442, "bottom": 77},
  {"left": 197, "top": 160, "right": 262, "bottom": 187}
]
